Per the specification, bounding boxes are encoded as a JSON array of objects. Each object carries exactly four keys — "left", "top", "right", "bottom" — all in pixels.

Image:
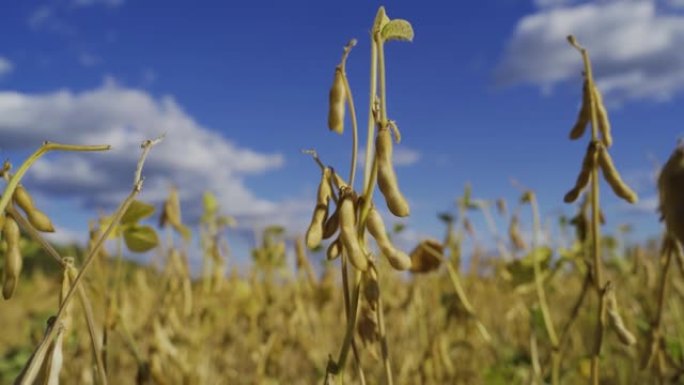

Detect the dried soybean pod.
[
  {"left": 322, "top": 205, "right": 339, "bottom": 239},
  {"left": 2, "top": 216, "right": 21, "bottom": 299},
  {"left": 2, "top": 246, "right": 21, "bottom": 300},
  {"left": 357, "top": 304, "right": 378, "bottom": 347},
  {"left": 27, "top": 209, "right": 55, "bottom": 233},
  {"left": 362, "top": 268, "right": 379, "bottom": 310},
  {"left": 508, "top": 214, "right": 527, "bottom": 251},
  {"left": 606, "top": 290, "right": 636, "bottom": 346},
  {"left": 598, "top": 147, "right": 638, "bottom": 204},
  {"left": 366, "top": 206, "right": 411, "bottom": 270},
  {"left": 592, "top": 85, "right": 613, "bottom": 148},
  {"left": 328, "top": 68, "right": 346, "bottom": 134},
  {"left": 305, "top": 168, "right": 332, "bottom": 249},
  {"left": 338, "top": 192, "right": 368, "bottom": 271},
  {"left": 569, "top": 80, "right": 591, "bottom": 140},
  {"left": 60, "top": 257, "right": 76, "bottom": 330},
  {"left": 564, "top": 141, "right": 597, "bottom": 203},
  {"left": 326, "top": 237, "right": 342, "bottom": 261},
  {"left": 4, "top": 215, "right": 20, "bottom": 246},
  {"left": 376, "top": 128, "right": 410, "bottom": 217},
  {"left": 13, "top": 185, "right": 35, "bottom": 214}
]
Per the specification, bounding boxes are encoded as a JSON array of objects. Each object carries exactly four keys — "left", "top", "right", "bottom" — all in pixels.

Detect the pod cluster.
[
  {"left": 563, "top": 140, "right": 637, "bottom": 204},
  {"left": 2, "top": 184, "right": 56, "bottom": 299},
  {"left": 304, "top": 168, "right": 414, "bottom": 272},
  {"left": 565, "top": 73, "right": 637, "bottom": 205},
  {"left": 569, "top": 79, "right": 612, "bottom": 148}
]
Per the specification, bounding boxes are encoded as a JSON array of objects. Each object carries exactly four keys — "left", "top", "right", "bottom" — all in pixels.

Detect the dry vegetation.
[{"left": 1, "top": 6, "right": 684, "bottom": 385}]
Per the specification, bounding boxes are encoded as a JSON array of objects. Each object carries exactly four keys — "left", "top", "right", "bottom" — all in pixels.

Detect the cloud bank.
[
  {"left": 0, "top": 79, "right": 307, "bottom": 231},
  {"left": 497, "top": 1, "right": 684, "bottom": 101}
]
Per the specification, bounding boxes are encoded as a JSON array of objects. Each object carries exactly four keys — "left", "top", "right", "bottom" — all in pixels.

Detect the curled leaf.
[
  {"left": 410, "top": 239, "right": 443, "bottom": 273},
  {"left": 381, "top": 19, "right": 414, "bottom": 42}
]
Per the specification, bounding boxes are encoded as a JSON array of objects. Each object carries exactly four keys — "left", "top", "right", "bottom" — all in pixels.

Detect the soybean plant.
[
  {"left": 564, "top": 35, "right": 638, "bottom": 385},
  {"left": 303, "top": 7, "right": 416, "bottom": 385}
]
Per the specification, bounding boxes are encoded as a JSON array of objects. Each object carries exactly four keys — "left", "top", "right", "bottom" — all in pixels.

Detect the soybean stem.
[
  {"left": 339, "top": 40, "right": 359, "bottom": 188},
  {"left": 528, "top": 192, "right": 560, "bottom": 385},
  {"left": 0, "top": 142, "right": 110, "bottom": 217}
]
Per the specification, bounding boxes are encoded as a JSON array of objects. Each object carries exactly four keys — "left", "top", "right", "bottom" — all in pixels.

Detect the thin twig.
[{"left": 14, "top": 137, "right": 162, "bottom": 385}]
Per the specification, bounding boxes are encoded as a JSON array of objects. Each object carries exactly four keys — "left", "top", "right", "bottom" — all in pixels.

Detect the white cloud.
[
  {"left": 0, "top": 80, "right": 303, "bottom": 231},
  {"left": 0, "top": 57, "right": 13, "bottom": 78},
  {"left": 496, "top": 1, "right": 684, "bottom": 101}
]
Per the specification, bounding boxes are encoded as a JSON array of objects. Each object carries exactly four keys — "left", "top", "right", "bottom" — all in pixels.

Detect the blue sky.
[{"left": 0, "top": 0, "right": 683, "bottom": 267}]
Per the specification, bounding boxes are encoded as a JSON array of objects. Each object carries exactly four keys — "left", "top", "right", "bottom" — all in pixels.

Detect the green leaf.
[
  {"left": 521, "top": 246, "right": 552, "bottom": 268},
  {"left": 99, "top": 216, "right": 121, "bottom": 239},
  {"left": 506, "top": 247, "right": 552, "bottom": 287},
  {"left": 123, "top": 225, "right": 159, "bottom": 253},
  {"left": 121, "top": 200, "right": 156, "bottom": 225},
  {"left": 381, "top": 19, "right": 414, "bottom": 42}
]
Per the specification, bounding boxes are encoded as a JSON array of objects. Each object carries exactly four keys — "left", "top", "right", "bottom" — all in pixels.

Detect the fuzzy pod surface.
[
  {"left": 376, "top": 128, "right": 410, "bottom": 217},
  {"left": 338, "top": 193, "right": 368, "bottom": 271},
  {"left": 366, "top": 206, "right": 411, "bottom": 270},
  {"left": 305, "top": 168, "right": 332, "bottom": 249},
  {"left": 328, "top": 69, "right": 346, "bottom": 134}
]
